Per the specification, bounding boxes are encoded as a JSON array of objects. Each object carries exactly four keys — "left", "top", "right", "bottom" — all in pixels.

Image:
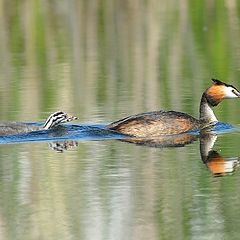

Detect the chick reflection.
[
  {"left": 47, "top": 126, "right": 79, "bottom": 152},
  {"left": 200, "top": 133, "right": 240, "bottom": 176},
  {"left": 48, "top": 140, "right": 78, "bottom": 152}
]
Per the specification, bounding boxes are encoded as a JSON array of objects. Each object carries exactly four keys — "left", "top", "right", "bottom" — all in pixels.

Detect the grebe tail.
[{"left": 106, "top": 79, "right": 240, "bottom": 137}]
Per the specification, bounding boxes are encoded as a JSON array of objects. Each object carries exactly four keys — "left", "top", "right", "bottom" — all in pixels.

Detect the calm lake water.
[{"left": 1, "top": 1, "right": 240, "bottom": 240}]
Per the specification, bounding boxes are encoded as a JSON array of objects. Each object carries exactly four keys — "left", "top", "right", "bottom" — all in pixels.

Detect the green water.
[{"left": 0, "top": 1, "right": 240, "bottom": 239}]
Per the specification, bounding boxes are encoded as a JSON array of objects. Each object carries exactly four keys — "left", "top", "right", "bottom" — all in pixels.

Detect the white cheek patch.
[{"left": 223, "top": 87, "right": 239, "bottom": 98}]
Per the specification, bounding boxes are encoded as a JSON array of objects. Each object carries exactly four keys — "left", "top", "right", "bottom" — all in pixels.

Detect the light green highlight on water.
[{"left": 0, "top": 1, "right": 240, "bottom": 240}]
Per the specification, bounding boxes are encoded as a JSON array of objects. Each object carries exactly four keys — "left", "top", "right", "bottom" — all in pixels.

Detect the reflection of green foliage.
[
  {"left": 7, "top": 1, "right": 23, "bottom": 117},
  {"left": 33, "top": 1, "right": 55, "bottom": 109},
  {"left": 34, "top": 1, "right": 47, "bottom": 69},
  {"left": 9, "top": 1, "right": 24, "bottom": 57},
  {"left": 97, "top": 4, "right": 107, "bottom": 104},
  {"left": 1, "top": 1, "right": 240, "bottom": 239},
  {"left": 189, "top": 1, "right": 229, "bottom": 76},
  {"left": 0, "top": 145, "right": 22, "bottom": 238},
  {"left": 189, "top": 1, "right": 206, "bottom": 51}
]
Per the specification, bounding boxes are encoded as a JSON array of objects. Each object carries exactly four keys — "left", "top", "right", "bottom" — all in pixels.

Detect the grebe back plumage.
[{"left": 106, "top": 79, "right": 240, "bottom": 137}]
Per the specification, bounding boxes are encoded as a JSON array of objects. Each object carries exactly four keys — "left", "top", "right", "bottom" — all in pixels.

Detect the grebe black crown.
[{"left": 212, "top": 78, "right": 239, "bottom": 91}]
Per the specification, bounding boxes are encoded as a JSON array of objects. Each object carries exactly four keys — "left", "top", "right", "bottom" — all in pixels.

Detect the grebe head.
[
  {"left": 43, "top": 111, "right": 78, "bottom": 129},
  {"left": 205, "top": 79, "right": 240, "bottom": 106}
]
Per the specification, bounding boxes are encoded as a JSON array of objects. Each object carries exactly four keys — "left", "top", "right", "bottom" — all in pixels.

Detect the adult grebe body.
[
  {"left": 106, "top": 79, "right": 240, "bottom": 137},
  {"left": 0, "top": 111, "right": 78, "bottom": 136}
]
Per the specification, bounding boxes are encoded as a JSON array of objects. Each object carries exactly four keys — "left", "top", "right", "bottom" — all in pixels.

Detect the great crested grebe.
[
  {"left": 0, "top": 111, "right": 78, "bottom": 136},
  {"left": 106, "top": 79, "right": 240, "bottom": 137}
]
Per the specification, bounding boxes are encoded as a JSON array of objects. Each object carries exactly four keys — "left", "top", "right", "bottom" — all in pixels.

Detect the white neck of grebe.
[{"left": 199, "top": 93, "right": 218, "bottom": 124}]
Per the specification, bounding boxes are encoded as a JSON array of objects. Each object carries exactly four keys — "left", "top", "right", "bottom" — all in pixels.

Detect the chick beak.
[{"left": 66, "top": 115, "right": 78, "bottom": 122}]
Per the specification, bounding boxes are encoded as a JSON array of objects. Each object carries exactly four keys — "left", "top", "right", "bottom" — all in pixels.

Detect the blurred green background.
[
  {"left": 0, "top": 0, "right": 240, "bottom": 124},
  {"left": 0, "top": 1, "right": 240, "bottom": 240}
]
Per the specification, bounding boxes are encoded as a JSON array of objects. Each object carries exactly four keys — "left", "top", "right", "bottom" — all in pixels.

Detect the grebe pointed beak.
[
  {"left": 223, "top": 86, "right": 240, "bottom": 99},
  {"left": 231, "top": 89, "right": 240, "bottom": 98},
  {"left": 235, "top": 91, "right": 240, "bottom": 97}
]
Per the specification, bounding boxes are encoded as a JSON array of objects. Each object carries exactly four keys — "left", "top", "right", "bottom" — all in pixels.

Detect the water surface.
[{"left": 1, "top": 1, "right": 240, "bottom": 240}]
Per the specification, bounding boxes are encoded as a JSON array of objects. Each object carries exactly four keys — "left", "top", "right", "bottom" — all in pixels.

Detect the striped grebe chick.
[
  {"left": 106, "top": 79, "right": 240, "bottom": 137},
  {"left": 0, "top": 111, "right": 78, "bottom": 136}
]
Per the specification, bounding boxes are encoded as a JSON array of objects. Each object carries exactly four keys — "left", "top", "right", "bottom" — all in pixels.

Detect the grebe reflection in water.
[
  {"left": 117, "top": 131, "right": 240, "bottom": 176},
  {"left": 200, "top": 133, "right": 240, "bottom": 176},
  {"left": 106, "top": 79, "right": 240, "bottom": 137}
]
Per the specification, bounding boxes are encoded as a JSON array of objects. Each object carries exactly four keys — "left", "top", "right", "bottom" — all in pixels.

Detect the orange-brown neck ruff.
[{"left": 205, "top": 85, "right": 225, "bottom": 106}]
